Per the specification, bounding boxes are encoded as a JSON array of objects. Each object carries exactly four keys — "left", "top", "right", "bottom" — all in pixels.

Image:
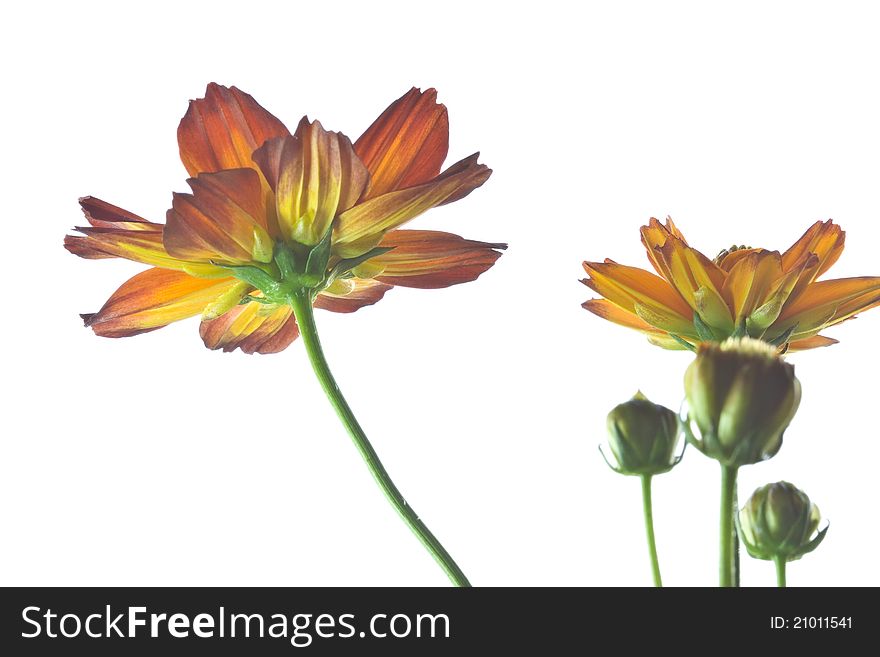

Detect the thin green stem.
[
  {"left": 288, "top": 292, "right": 471, "bottom": 587},
  {"left": 719, "top": 465, "right": 739, "bottom": 587},
  {"left": 641, "top": 475, "right": 662, "bottom": 587},
  {"left": 733, "top": 485, "right": 740, "bottom": 587},
  {"left": 775, "top": 556, "right": 787, "bottom": 587}
]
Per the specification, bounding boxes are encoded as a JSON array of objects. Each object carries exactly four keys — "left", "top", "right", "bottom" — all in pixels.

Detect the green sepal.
[
  {"left": 305, "top": 225, "right": 334, "bottom": 280},
  {"left": 669, "top": 334, "right": 697, "bottom": 351},
  {"left": 693, "top": 312, "right": 718, "bottom": 342},
  {"left": 239, "top": 294, "right": 274, "bottom": 306},
  {"left": 730, "top": 318, "right": 748, "bottom": 339},
  {"left": 790, "top": 523, "right": 829, "bottom": 561},
  {"left": 330, "top": 246, "right": 395, "bottom": 280},
  {"left": 273, "top": 242, "right": 298, "bottom": 281},
  {"left": 767, "top": 324, "right": 798, "bottom": 348},
  {"left": 598, "top": 445, "right": 626, "bottom": 475},
  {"left": 211, "top": 261, "right": 279, "bottom": 293}
]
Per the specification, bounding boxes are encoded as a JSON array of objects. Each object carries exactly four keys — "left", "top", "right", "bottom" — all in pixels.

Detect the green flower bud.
[
  {"left": 684, "top": 337, "right": 800, "bottom": 467},
  {"left": 737, "top": 482, "right": 828, "bottom": 562},
  {"left": 602, "top": 392, "right": 683, "bottom": 476}
]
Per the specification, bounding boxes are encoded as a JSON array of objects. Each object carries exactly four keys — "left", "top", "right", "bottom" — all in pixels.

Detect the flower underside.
[
  {"left": 582, "top": 217, "right": 880, "bottom": 352},
  {"left": 66, "top": 84, "right": 506, "bottom": 354}
]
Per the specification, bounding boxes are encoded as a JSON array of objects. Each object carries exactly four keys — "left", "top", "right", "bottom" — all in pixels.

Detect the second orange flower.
[{"left": 582, "top": 218, "right": 880, "bottom": 351}]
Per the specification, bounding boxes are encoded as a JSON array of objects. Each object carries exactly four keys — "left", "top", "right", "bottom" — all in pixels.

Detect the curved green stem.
[
  {"left": 719, "top": 465, "right": 739, "bottom": 587},
  {"left": 775, "top": 556, "right": 787, "bottom": 587},
  {"left": 288, "top": 291, "right": 471, "bottom": 587},
  {"left": 641, "top": 475, "right": 662, "bottom": 587}
]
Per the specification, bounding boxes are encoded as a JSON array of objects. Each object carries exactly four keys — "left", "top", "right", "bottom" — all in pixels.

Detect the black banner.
[{"left": 0, "top": 587, "right": 868, "bottom": 654}]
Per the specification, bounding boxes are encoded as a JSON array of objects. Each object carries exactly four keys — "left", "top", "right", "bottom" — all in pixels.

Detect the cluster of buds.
[{"left": 601, "top": 336, "right": 829, "bottom": 584}]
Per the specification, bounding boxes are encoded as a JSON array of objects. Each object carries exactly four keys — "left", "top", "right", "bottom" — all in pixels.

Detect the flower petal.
[
  {"left": 354, "top": 88, "right": 449, "bottom": 199},
  {"left": 782, "top": 220, "right": 845, "bottom": 278},
  {"left": 314, "top": 278, "right": 392, "bottom": 313},
  {"left": 82, "top": 268, "right": 239, "bottom": 338},
  {"left": 178, "top": 83, "right": 289, "bottom": 177},
  {"left": 787, "top": 335, "right": 839, "bottom": 351},
  {"left": 582, "top": 260, "right": 693, "bottom": 326},
  {"left": 65, "top": 198, "right": 229, "bottom": 278},
  {"left": 200, "top": 301, "right": 299, "bottom": 354},
  {"left": 370, "top": 229, "right": 505, "bottom": 288},
  {"left": 165, "top": 168, "right": 273, "bottom": 264},
  {"left": 77, "top": 196, "right": 158, "bottom": 230},
  {"left": 584, "top": 294, "right": 696, "bottom": 350},
  {"left": 582, "top": 298, "right": 656, "bottom": 331},
  {"left": 654, "top": 237, "right": 733, "bottom": 330},
  {"left": 253, "top": 119, "right": 369, "bottom": 246},
  {"left": 640, "top": 217, "right": 689, "bottom": 275},
  {"left": 721, "top": 250, "right": 782, "bottom": 321},
  {"left": 776, "top": 276, "right": 880, "bottom": 332},
  {"left": 333, "top": 153, "right": 491, "bottom": 258},
  {"left": 66, "top": 197, "right": 168, "bottom": 263}
]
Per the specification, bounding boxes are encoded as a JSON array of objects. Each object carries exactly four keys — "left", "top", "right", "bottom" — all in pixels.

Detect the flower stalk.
[
  {"left": 719, "top": 465, "right": 738, "bottom": 587},
  {"left": 775, "top": 556, "right": 787, "bottom": 588},
  {"left": 287, "top": 291, "right": 471, "bottom": 587},
  {"left": 640, "top": 474, "right": 662, "bottom": 587}
]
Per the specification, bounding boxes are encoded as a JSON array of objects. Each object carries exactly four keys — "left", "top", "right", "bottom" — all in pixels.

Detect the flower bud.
[
  {"left": 738, "top": 482, "right": 827, "bottom": 561},
  {"left": 603, "top": 392, "right": 683, "bottom": 476},
  {"left": 684, "top": 337, "right": 800, "bottom": 467}
]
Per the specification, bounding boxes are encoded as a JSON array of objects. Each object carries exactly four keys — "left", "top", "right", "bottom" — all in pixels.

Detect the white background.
[{"left": 2, "top": 0, "right": 879, "bottom": 587}]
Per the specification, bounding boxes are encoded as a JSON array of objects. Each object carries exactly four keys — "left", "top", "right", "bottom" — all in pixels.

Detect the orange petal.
[
  {"left": 178, "top": 83, "right": 289, "bottom": 177},
  {"left": 787, "top": 334, "right": 839, "bottom": 351},
  {"left": 66, "top": 198, "right": 228, "bottom": 278},
  {"left": 640, "top": 217, "right": 689, "bottom": 275},
  {"left": 165, "top": 168, "right": 273, "bottom": 264},
  {"left": 314, "top": 278, "right": 392, "bottom": 313},
  {"left": 582, "top": 298, "right": 656, "bottom": 331},
  {"left": 582, "top": 260, "right": 693, "bottom": 317},
  {"left": 782, "top": 220, "right": 845, "bottom": 277},
  {"left": 654, "top": 237, "right": 733, "bottom": 330},
  {"left": 720, "top": 250, "right": 782, "bottom": 320},
  {"left": 83, "top": 268, "right": 239, "bottom": 338},
  {"left": 370, "top": 229, "right": 505, "bottom": 288},
  {"left": 77, "top": 196, "right": 159, "bottom": 230},
  {"left": 253, "top": 119, "right": 369, "bottom": 246},
  {"left": 333, "top": 153, "right": 491, "bottom": 258},
  {"left": 777, "top": 276, "right": 880, "bottom": 331},
  {"left": 354, "top": 88, "right": 449, "bottom": 199},
  {"left": 583, "top": 298, "right": 695, "bottom": 349},
  {"left": 200, "top": 301, "right": 299, "bottom": 354},
  {"left": 714, "top": 247, "right": 762, "bottom": 272}
]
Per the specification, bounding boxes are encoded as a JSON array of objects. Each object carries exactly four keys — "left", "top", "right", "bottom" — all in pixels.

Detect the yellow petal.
[
  {"left": 776, "top": 276, "right": 880, "bottom": 332},
  {"left": 582, "top": 260, "right": 694, "bottom": 334},
  {"left": 787, "top": 335, "right": 839, "bottom": 351},
  {"left": 253, "top": 118, "right": 369, "bottom": 246},
  {"left": 781, "top": 219, "right": 845, "bottom": 277},
  {"left": 200, "top": 299, "right": 299, "bottom": 354},
  {"left": 314, "top": 278, "right": 393, "bottom": 313},
  {"left": 333, "top": 153, "right": 491, "bottom": 258},
  {"left": 83, "top": 268, "right": 239, "bottom": 338}
]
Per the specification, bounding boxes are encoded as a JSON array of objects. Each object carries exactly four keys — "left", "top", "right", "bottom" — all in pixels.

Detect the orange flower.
[
  {"left": 66, "top": 84, "right": 504, "bottom": 353},
  {"left": 582, "top": 218, "right": 880, "bottom": 351}
]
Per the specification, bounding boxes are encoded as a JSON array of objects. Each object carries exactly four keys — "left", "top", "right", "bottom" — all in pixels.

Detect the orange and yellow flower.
[
  {"left": 582, "top": 218, "right": 880, "bottom": 351},
  {"left": 66, "top": 84, "right": 505, "bottom": 353}
]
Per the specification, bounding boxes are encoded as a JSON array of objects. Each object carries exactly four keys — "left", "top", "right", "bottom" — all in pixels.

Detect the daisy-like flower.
[
  {"left": 66, "top": 84, "right": 504, "bottom": 587},
  {"left": 66, "top": 84, "right": 504, "bottom": 353},
  {"left": 582, "top": 218, "right": 880, "bottom": 351}
]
